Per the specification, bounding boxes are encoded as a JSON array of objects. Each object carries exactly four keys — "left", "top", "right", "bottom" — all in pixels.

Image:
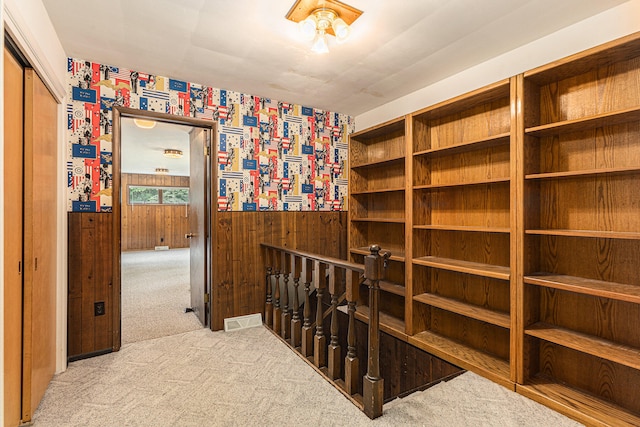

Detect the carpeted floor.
[
  {"left": 33, "top": 326, "right": 583, "bottom": 426},
  {"left": 121, "top": 248, "right": 203, "bottom": 345}
]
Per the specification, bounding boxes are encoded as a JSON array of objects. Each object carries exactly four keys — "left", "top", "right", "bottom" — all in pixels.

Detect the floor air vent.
[{"left": 224, "top": 313, "right": 262, "bottom": 332}]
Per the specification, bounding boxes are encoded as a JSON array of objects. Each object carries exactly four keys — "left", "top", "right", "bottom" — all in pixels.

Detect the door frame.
[{"left": 111, "top": 106, "right": 216, "bottom": 351}]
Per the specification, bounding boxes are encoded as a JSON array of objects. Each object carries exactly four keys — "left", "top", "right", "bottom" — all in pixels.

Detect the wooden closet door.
[
  {"left": 22, "top": 68, "right": 58, "bottom": 421},
  {"left": 3, "top": 45, "right": 25, "bottom": 427}
]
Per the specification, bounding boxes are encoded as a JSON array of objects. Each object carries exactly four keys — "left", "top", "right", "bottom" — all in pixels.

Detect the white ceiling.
[
  {"left": 121, "top": 118, "right": 191, "bottom": 176},
  {"left": 42, "top": 0, "right": 628, "bottom": 116}
]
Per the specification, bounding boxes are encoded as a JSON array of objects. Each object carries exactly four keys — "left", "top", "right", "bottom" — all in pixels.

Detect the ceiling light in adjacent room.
[
  {"left": 163, "top": 149, "right": 183, "bottom": 159},
  {"left": 133, "top": 118, "right": 157, "bottom": 129},
  {"left": 155, "top": 168, "right": 169, "bottom": 174},
  {"left": 286, "top": 0, "right": 362, "bottom": 53}
]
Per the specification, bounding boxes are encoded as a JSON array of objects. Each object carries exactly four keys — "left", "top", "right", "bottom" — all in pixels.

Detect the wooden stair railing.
[{"left": 261, "top": 243, "right": 389, "bottom": 419}]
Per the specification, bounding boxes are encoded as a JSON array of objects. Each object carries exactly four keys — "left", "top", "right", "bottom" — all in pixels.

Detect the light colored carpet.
[
  {"left": 33, "top": 326, "right": 582, "bottom": 426},
  {"left": 121, "top": 248, "right": 203, "bottom": 345}
]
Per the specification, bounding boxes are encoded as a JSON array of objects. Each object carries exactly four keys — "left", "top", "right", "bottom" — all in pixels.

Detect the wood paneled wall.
[
  {"left": 211, "top": 211, "right": 347, "bottom": 330},
  {"left": 69, "top": 210, "right": 347, "bottom": 336},
  {"left": 68, "top": 213, "right": 113, "bottom": 360},
  {"left": 121, "top": 173, "right": 190, "bottom": 251}
]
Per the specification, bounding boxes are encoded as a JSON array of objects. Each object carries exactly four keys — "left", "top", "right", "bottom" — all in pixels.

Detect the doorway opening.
[
  {"left": 119, "top": 118, "right": 201, "bottom": 345},
  {"left": 112, "top": 107, "right": 216, "bottom": 350}
]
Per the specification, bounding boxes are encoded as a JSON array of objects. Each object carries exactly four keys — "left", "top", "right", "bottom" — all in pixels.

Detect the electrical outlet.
[{"left": 94, "top": 301, "right": 105, "bottom": 316}]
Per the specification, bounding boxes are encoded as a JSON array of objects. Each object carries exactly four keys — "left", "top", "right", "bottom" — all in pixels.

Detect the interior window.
[{"left": 128, "top": 185, "right": 189, "bottom": 205}]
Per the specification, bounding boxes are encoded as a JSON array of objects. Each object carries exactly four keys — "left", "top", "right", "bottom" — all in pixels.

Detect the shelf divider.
[
  {"left": 525, "top": 229, "right": 640, "bottom": 240},
  {"left": 351, "top": 155, "right": 404, "bottom": 169},
  {"left": 525, "top": 322, "right": 640, "bottom": 370},
  {"left": 413, "top": 224, "right": 510, "bottom": 234},
  {"left": 413, "top": 293, "right": 510, "bottom": 329},
  {"left": 413, "top": 132, "right": 510, "bottom": 157},
  {"left": 525, "top": 166, "right": 640, "bottom": 180},
  {"left": 413, "top": 256, "right": 510, "bottom": 280},
  {"left": 413, "top": 177, "right": 510, "bottom": 190},
  {"left": 525, "top": 106, "right": 640, "bottom": 137},
  {"left": 524, "top": 273, "right": 640, "bottom": 304},
  {"left": 351, "top": 217, "right": 405, "bottom": 224},
  {"left": 351, "top": 187, "right": 405, "bottom": 195},
  {"left": 378, "top": 280, "right": 406, "bottom": 297}
]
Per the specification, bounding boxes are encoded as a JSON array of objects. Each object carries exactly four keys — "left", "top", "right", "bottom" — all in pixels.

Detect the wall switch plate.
[{"left": 94, "top": 301, "right": 105, "bottom": 316}]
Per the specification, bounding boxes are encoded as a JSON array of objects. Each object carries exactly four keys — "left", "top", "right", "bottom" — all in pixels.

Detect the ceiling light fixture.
[
  {"left": 155, "top": 168, "right": 169, "bottom": 174},
  {"left": 286, "top": 0, "right": 362, "bottom": 54},
  {"left": 163, "top": 149, "right": 183, "bottom": 159},
  {"left": 133, "top": 118, "right": 157, "bottom": 129}
]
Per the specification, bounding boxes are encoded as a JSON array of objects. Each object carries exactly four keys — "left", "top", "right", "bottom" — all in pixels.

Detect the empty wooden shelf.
[
  {"left": 518, "top": 32, "right": 640, "bottom": 423},
  {"left": 345, "top": 32, "right": 640, "bottom": 425},
  {"left": 409, "top": 78, "right": 516, "bottom": 385},
  {"left": 349, "top": 117, "right": 407, "bottom": 330}
]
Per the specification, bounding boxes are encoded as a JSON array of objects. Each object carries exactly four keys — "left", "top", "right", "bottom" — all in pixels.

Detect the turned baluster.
[
  {"left": 281, "top": 252, "right": 292, "bottom": 339},
  {"left": 264, "top": 248, "right": 273, "bottom": 328},
  {"left": 362, "top": 245, "right": 389, "bottom": 419},
  {"left": 327, "top": 265, "right": 341, "bottom": 380},
  {"left": 301, "top": 258, "right": 314, "bottom": 357},
  {"left": 314, "top": 260, "right": 327, "bottom": 368},
  {"left": 344, "top": 269, "right": 360, "bottom": 395},
  {"left": 273, "top": 250, "right": 282, "bottom": 335},
  {"left": 291, "top": 255, "right": 302, "bottom": 348}
]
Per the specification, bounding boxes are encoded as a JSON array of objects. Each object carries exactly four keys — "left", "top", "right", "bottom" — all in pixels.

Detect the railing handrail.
[
  {"left": 261, "top": 243, "right": 365, "bottom": 274},
  {"left": 262, "top": 243, "right": 386, "bottom": 419}
]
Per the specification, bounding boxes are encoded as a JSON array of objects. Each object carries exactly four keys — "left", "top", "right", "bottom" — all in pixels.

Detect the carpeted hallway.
[
  {"left": 121, "top": 248, "right": 203, "bottom": 345},
  {"left": 33, "top": 326, "right": 582, "bottom": 426}
]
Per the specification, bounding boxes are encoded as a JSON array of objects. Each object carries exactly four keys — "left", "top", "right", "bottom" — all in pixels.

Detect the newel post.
[{"left": 362, "top": 244, "right": 389, "bottom": 419}]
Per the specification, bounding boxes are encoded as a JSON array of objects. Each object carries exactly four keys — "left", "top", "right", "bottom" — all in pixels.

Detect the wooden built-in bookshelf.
[
  {"left": 516, "top": 32, "right": 640, "bottom": 425},
  {"left": 349, "top": 117, "right": 407, "bottom": 333},
  {"left": 409, "top": 78, "right": 516, "bottom": 387},
  {"left": 347, "top": 32, "right": 640, "bottom": 425}
]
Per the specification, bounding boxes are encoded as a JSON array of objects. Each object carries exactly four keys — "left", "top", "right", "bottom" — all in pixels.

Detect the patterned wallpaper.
[{"left": 66, "top": 58, "right": 354, "bottom": 212}]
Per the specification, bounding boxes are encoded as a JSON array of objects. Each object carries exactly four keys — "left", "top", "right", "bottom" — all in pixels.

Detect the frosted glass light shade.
[
  {"left": 311, "top": 33, "right": 329, "bottom": 54},
  {"left": 299, "top": 16, "right": 317, "bottom": 41},
  {"left": 332, "top": 17, "right": 350, "bottom": 42}
]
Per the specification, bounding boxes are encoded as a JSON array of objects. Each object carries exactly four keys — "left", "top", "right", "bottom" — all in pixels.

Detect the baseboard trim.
[{"left": 67, "top": 348, "right": 112, "bottom": 363}]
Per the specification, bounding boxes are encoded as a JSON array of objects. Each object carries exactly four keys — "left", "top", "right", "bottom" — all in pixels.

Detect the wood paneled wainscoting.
[
  {"left": 68, "top": 213, "right": 113, "bottom": 360},
  {"left": 212, "top": 211, "right": 347, "bottom": 331},
  {"left": 121, "top": 173, "right": 190, "bottom": 251},
  {"left": 68, "top": 210, "right": 347, "bottom": 352}
]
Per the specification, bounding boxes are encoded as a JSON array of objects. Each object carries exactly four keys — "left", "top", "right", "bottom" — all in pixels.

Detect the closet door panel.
[
  {"left": 22, "top": 68, "right": 58, "bottom": 421},
  {"left": 3, "top": 45, "right": 24, "bottom": 427}
]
